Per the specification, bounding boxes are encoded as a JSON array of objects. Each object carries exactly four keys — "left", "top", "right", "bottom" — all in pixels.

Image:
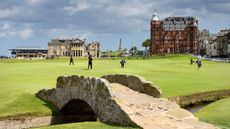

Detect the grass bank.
[
  {"left": 195, "top": 97, "right": 230, "bottom": 129},
  {"left": 35, "top": 122, "right": 138, "bottom": 129}
]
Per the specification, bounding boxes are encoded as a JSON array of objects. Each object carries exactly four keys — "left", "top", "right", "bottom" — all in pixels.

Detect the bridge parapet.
[
  {"left": 101, "top": 74, "right": 162, "bottom": 97},
  {"left": 56, "top": 75, "right": 114, "bottom": 98}
]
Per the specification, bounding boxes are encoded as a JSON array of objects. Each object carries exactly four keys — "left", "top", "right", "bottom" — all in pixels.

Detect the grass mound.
[{"left": 195, "top": 97, "right": 230, "bottom": 129}]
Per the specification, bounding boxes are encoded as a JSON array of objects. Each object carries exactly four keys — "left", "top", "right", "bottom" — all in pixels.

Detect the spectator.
[
  {"left": 88, "top": 54, "right": 93, "bottom": 69},
  {"left": 69, "top": 56, "right": 74, "bottom": 65}
]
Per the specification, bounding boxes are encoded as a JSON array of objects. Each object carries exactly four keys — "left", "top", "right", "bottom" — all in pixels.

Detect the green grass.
[
  {"left": 0, "top": 54, "right": 229, "bottom": 128},
  {"left": 35, "top": 122, "right": 138, "bottom": 129},
  {"left": 195, "top": 97, "right": 230, "bottom": 129}
]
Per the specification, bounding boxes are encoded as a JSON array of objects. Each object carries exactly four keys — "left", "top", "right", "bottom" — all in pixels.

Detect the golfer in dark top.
[
  {"left": 120, "top": 59, "right": 126, "bottom": 68},
  {"left": 69, "top": 56, "right": 74, "bottom": 65},
  {"left": 196, "top": 59, "right": 202, "bottom": 69},
  {"left": 88, "top": 54, "right": 93, "bottom": 69}
]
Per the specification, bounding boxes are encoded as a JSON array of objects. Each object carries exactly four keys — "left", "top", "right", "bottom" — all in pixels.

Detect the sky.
[{"left": 0, "top": 0, "right": 229, "bottom": 56}]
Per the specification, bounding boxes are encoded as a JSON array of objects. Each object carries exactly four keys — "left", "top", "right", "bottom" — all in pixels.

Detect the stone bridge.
[{"left": 37, "top": 74, "right": 218, "bottom": 129}]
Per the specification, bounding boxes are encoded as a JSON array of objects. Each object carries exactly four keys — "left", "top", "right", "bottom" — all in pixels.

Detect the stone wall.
[
  {"left": 169, "top": 89, "right": 230, "bottom": 107},
  {"left": 36, "top": 75, "right": 137, "bottom": 127},
  {"left": 0, "top": 116, "right": 62, "bottom": 129},
  {"left": 101, "top": 74, "right": 162, "bottom": 98}
]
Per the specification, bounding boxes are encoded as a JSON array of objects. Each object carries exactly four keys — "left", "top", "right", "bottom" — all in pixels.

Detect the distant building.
[
  {"left": 198, "top": 29, "right": 209, "bottom": 55},
  {"left": 84, "top": 41, "right": 101, "bottom": 57},
  {"left": 226, "top": 32, "right": 230, "bottom": 56},
  {"left": 48, "top": 38, "right": 100, "bottom": 57},
  {"left": 150, "top": 12, "right": 199, "bottom": 54},
  {"left": 206, "top": 29, "right": 230, "bottom": 57},
  {"left": 9, "top": 47, "right": 47, "bottom": 58}
]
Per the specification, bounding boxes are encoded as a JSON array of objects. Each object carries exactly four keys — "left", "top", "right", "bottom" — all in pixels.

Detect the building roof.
[
  {"left": 72, "top": 38, "right": 85, "bottom": 43},
  {"left": 9, "top": 46, "right": 47, "bottom": 51}
]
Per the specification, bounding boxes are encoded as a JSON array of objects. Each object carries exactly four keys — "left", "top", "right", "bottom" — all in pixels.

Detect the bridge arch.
[
  {"left": 37, "top": 75, "right": 137, "bottom": 126},
  {"left": 60, "top": 99, "right": 97, "bottom": 123}
]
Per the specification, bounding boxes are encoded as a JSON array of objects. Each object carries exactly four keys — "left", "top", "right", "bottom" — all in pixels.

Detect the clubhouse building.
[{"left": 48, "top": 38, "right": 100, "bottom": 57}]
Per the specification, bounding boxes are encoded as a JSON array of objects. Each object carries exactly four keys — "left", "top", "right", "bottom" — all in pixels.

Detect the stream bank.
[{"left": 168, "top": 89, "right": 230, "bottom": 107}]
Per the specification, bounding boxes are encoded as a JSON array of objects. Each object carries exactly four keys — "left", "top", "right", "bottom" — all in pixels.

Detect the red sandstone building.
[{"left": 150, "top": 12, "right": 199, "bottom": 54}]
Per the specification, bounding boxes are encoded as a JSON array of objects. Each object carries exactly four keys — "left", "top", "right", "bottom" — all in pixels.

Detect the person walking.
[
  {"left": 69, "top": 56, "right": 74, "bottom": 65},
  {"left": 120, "top": 59, "right": 126, "bottom": 68},
  {"left": 190, "top": 58, "right": 194, "bottom": 65},
  {"left": 196, "top": 58, "right": 202, "bottom": 69},
  {"left": 88, "top": 54, "right": 93, "bottom": 69}
]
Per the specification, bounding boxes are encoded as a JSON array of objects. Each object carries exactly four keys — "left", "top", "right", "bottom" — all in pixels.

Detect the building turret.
[{"left": 152, "top": 11, "right": 158, "bottom": 21}]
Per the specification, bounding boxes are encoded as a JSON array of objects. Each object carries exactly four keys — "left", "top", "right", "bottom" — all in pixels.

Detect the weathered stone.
[
  {"left": 0, "top": 116, "right": 63, "bottom": 129},
  {"left": 169, "top": 89, "right": 230, "bottom": 107},
  {"left": 109, "top": 83, "right": 218, "bottom": 129},
  {"left": 37, "top": 75, "right": 136, "bottom": 127},
  {"left": 101, "top": 74, "right": 162, "bottom": 97},
  {"left": 56, "top": 76, "right": 71, "bottom": 88},
  {"left": 36, "top": 74, "right": 219, "bottom": 129}
]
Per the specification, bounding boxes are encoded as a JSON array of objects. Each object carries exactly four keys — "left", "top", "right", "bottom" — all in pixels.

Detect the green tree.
[{"left": 142, "top": 39, "right": 151, "bottom": 50}]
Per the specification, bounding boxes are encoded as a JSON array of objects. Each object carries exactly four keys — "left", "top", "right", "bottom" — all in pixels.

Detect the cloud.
[
  {"left": 1, "top": 23, "right": 11, "bottom": 30},
  {"left": 25, "top": 0, "right": 46, "bottom": 7},
  {"left": 0, "top": 6, "right": 22, "bottom": 19},
  {"left": 105, "top": 1, "right": 153, "bottom": 18},
  {"left": 0, "top": 33, "right": 6, "bottom": 37},
  {"left": 0, "top": 26, "right": 33, "bottom": 39},
  {"left": 0, "top": 31, "right": 16, "bottom": 38},
  {"left": 64, "top": 1, "right": 90, "bottom": 15},
  {"left": 0, "top": 0, "right": 229, "bottom": 40},
  {"left": 19, "top": 27, "right": 34, "bottom": 39},
  {"left": 79, "top": 32, "right": 92, "bottom": 40}
]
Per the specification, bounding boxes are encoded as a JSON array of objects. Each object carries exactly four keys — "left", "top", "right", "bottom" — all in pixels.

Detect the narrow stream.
[{"left": 183, "top": 103, "right": 211, "bottom": 114}]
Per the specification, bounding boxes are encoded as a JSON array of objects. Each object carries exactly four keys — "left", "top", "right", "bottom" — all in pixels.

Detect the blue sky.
[{"left": 0, "top": 0, "right": 229, "bottom": 55}]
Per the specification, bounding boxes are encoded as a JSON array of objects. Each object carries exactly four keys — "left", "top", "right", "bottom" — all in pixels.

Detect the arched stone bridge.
[{"left": 37, "top": 74, "right": 218, "bottom": 129}]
